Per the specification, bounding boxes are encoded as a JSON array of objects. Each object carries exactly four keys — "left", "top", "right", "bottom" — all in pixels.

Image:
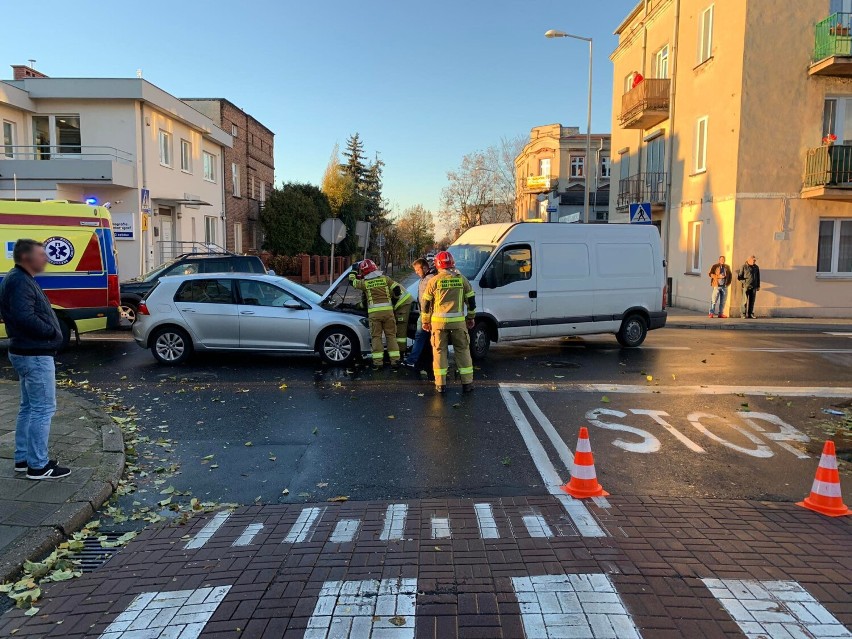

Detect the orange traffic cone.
[
  {"left": 797, "top": 440, "right": 851, "bottom": 517},
  {"left": 562, "top": 427, "right": 609, "bottom": 498}
]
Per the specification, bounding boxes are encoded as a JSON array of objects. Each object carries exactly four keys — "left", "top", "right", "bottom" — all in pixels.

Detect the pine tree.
[
  {"left": 362, "top": 155, "right": 385, "bottom": 222},
  {"left": 341, "top": 133, "right": 367, "bottom": 189}
]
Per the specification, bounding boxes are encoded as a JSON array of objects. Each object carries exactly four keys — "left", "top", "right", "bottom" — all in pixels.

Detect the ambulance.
[{"left": 0, "top": 200, "right": 121, "bottom": 347}]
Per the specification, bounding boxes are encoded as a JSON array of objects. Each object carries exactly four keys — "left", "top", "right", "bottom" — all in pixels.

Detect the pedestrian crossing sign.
[{"left": 629, "top": 202, "right": 652, "bottom": 224}]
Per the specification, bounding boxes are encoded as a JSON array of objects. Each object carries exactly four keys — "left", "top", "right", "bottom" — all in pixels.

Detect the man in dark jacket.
[
  {"left": 737, "top": 255, "right": 760, "bottom": 319},
  {"left": 0, "top": 239, "right": 70, "bottom": 479},
  {"left": 708, "top": 255, "right": 732, "bottom": 318}
]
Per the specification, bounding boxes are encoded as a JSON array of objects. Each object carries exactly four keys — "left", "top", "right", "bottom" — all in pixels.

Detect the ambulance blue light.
[{"left": 85, "top": 197, "right": 98, "bottom": 206}]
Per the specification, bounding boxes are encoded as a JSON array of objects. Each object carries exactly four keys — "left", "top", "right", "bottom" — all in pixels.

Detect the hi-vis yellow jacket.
[
  {"left": 349, "top": 272, "right": 398, "bottom": 314},
  {"left": 421, "top": 269, "right": 476, "bottom": 329}
]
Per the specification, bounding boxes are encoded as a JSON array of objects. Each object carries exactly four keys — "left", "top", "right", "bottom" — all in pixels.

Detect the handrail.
[
  {"left": 0, "top": 145, "right": 134, "bottom": 163},
  {"left": 814, "top": 12, "right": 852, "bottom": 61},
  {"left": 804, "top": 144, "right": 852, "bottom": 188},
  {"left": 619, "top": 78, "right": 671, "bottom": 124}
]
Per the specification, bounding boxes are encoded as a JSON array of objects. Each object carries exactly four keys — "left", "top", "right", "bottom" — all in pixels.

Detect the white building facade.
[{"left": 0, "top": 75, "right": 232, "bottom": 279}]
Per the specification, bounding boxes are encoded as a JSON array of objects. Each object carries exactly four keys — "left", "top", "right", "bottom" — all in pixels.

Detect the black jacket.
[
  {"left": 737, "top": 263, "right": 760, "bottom": 291},
  {"left": 708, "top": 263, "right": 732, "bottom": 288},
  {"left": 0, "top": 265, "right": 63, "bottom": 355}
]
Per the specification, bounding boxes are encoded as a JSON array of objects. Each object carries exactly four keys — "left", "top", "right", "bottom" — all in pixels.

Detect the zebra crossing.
[{"left": 181, "top": 500, "right": 583, "bottom": 550}]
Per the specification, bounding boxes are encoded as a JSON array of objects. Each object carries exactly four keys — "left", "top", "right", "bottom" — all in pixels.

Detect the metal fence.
[
  {"left": 804, "top": 144, "right": 852, "bottom": 188},
  {"left": 616, "top": 172, "right": 667, "bottom": 208},
  {"left": 814, "top": 12, "right": 852, "bottom": 61},
  {"left": 157, "top": 241, "right": 228, "bottom": 262},
  {"left": 1, "top": 145, "right": 134, "bottom": 162}
]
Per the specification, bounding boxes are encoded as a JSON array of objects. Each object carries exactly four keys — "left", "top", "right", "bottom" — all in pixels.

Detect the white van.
[{"left": 447, "top": 222, "right": 667, "bottom": 358}]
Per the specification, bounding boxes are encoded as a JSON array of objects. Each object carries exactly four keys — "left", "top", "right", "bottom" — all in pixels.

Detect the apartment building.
[
  {"left": 609, "top": 0, "right": 852, "bottom": 317},
  {"left": 0, "top": 66, "right": 232, "bottom": 279},
  {"left": 182, "top": 99, "right": 274, "bottom": 254},
  {"left": 515, "top": 124, "right": 611, "bottom": 223}
]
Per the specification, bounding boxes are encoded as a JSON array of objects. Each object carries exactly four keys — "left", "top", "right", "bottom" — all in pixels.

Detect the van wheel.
[
  {"left": 616, "top": 314, "right": 648, "bottom": 347},
  {"left": 317, "top": 327, "right": 358, "bottom": 366},
  {"left": 150, "top": 326, "right": 193, "bottom": 365},
  {"left": 469, "top": 322, "right": 491, "bottom": 360},
  {"left": 119, "top": 301, "right": 138, "bottom": 324}
]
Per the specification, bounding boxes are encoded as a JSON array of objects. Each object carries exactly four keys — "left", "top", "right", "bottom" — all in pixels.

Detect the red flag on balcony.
[{"left": 631, "top": 72, "right": 644, "bottom": 89}]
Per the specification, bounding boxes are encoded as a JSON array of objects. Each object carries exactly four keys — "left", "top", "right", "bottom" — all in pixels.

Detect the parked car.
[
  {"left": 132, "top": 272, "right": 372, "bottom": 366},
  {"left": 448, "top": 221, "right": 667, "bottom": 358},
  {"left": 119, "top": 253, "right": 266, "bottom": 323}
]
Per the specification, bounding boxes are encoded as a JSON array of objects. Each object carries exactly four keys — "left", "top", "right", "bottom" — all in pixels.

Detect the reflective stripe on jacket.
[
  {"left": 350, "top": 273, "right": 398, "bottom": 313},
  {"left": 421, "top": 269, "right": 476, "bottom": 328}
]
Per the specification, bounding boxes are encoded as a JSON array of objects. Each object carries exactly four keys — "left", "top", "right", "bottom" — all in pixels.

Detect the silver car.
[{"left": 132, "top": 272, "right": 371, "bottom": 366}]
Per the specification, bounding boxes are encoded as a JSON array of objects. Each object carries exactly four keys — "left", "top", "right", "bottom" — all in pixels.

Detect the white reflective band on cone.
[
  {"left": 811, "top": 479, "right": 842, "bottom": 498},
  {"left": 576, "top": 438, "right": 592, "bottom": 453},
  {"left": 819, "top": 453, "right": 839, "bottom": 471},
  {"left": 570, "top": 464, "right": 598, "bottom": 480}
]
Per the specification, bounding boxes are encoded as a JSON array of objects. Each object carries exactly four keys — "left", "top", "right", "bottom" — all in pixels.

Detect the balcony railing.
[
  {"left": 619, "top": 79, "right": 671, "bottom": 129},
  {"left": 617, "top": 172, "right": 667, "bottom": 208},
  {"left": 1, "top": 145, "right": 134, "bottom": 162},
  {"left": 804, "top": 144, "right": 852, "bottom": 189},
  {"left": 814, "top": 12, "right": 852, "bottom": 61}
]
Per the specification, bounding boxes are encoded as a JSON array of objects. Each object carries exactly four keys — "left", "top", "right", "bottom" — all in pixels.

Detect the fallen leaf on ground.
[
  {"left": 601, "top": 396, "right": 610, "bottom": 403},
  {"left": 316, "top": 482, "right": 329, "bottom": 488},
  {"left": 389, "top": 616, "right": 406, "bottom": 627},
  {"left": 279, "top": 383, "right": 288, "bottom": 390},
  {"left": 327, "top": 496, "right": 349, "bottom": 502},
  {"left": 244, "top": 441, "right": 253, "bottom": 447},
  {"left": 282, "top": 488, "right": 290, "bottom": 495}
]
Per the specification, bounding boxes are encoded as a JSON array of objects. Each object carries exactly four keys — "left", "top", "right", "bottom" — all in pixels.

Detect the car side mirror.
[
  {"left": 267, "top": 269, "right": 276, "bottom": 275},
  {"left": 480, "top": 268, "right": 496, "bottom": 289},
  {"left": 283, "top": 300, "right": 304, "bottom": 310}
]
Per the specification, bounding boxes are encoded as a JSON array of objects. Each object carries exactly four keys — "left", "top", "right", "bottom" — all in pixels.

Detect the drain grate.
[{"left": 76, "top": 533, "right": 123, "bottom": 573}]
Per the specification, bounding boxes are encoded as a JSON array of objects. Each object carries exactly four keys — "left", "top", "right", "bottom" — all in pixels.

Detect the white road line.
[
  {"left": 379, "top": 503, "right": 408, "bottom": 541},
  {"left": 474, "top": 503, "right": 500, "bottom": 539},
  {"left": 232, "top": 523, "right": 263, "bottom": 547},
  {"left": 824, "top": 332, "right": 852, "bottom": 336},
  {"left": 520, "top": 390, "right": 575, "bottom": 471},
  {"left": 512, "top": 574, "right": 641, "bottom": 639},
  {"left": 521, "top": 512, "right": 554, "bottom": 538},
  {"left": 98, "top": 585, "right": 232, "bottom": 639},
  {"left": 329, "top": 518, "right": 361, "bottom": 543},
  {"left": 283, "top": 507, "right": 323, "bottom": 544},
  {"left": 306, "top": 578, "right": 417, "bottom": 639},
  {"left": 727, "top": 347, "right": 852, "bottom": 353},
  {"left": 501, "top": 382, "right": 852, "bottom": 398},
  {"left": 499, "top": 387, "right": 606, "bottom": 538},
  {"left": 703, "top": 578, "right": 852, "bottom": 639},
  {"left": 184, "top": 511, "right": 230, "bottom": 550},
  {"left": 431, "top": 516, "right": 451, "bottom": 539}
]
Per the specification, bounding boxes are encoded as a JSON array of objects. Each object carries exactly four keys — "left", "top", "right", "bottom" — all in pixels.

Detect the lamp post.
[{"left": 545, "top": 29, "right": 593, "bottom": 224}]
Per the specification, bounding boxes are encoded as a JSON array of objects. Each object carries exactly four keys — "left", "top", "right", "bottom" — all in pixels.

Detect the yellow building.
[
  {"left": 609, "top": 0, "right": 852, "bottom": 317},
  {"left": 515, "top": 124, "right": 612, "bottom": 223}
]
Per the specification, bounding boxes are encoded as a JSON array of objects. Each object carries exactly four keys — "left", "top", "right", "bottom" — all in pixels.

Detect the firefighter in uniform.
[
  {"left": 391, "top": 281, "right": 413, "bottom": 361},
  {"left": 420, "top": 251, "right": 476, "bottom": 394},
  {"left": 349, "top": 260, "right": 401, "bottom": 368}
]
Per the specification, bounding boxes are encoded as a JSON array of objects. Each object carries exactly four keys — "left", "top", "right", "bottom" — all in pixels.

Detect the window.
[
  {"left": 248, "top": 173, "right": 256, "bottom": 199},
  {"left": 485, "top": 245, "right": 533, "bottom": 288},
  {"left": 646, "top": 137, "right": 665, "bottom": 174},
  {"left": 233, "top": 222, "right": 243, "bottom": 254},
  {"left": 237, "top": 280, "right": 297, "bottom": 308},
  {"left": 698, "top": 5, "right": 714, "bottom": 64},
  {"left": 654, "top": 45, "right": 670, "bottom": 78},
  {"left": 158, "top": 130, "right": 172, "bottom": 167},
  {"left": 164, "top": 262, "right": 200, "bottom": 277},
  {"left": 570, "top": 155, "right": 585, "bottom": 178},
  {"left": 831, "top": 0, "right": 852, "bottom": 13},
  {"left": 619, "top": 152, "right": 630, "bottom": 181},
  {"left": 823, "top": 97, "right": 852, "bottom": 144},
  {"left": 175, "top": 279, "right": 234, "bottom": 304},
  {"left": 203, "top": 152, "right": 216, "bottom": 182},
  {"left": 687, "top": 221, "right": 702, "bottom": 274},
  {"left": 231, "top": 124, "right": 238, "bottom": 137},
  {"left": 539, "top": 158, "right": 551, "bottom": 176},
  {"left": 817, "top": 219, "right": 852, "bottom": 275},
  {"left": 231, "top": 162, "right": 241, "bottom": 197},
  {"left": 204, "top": 216, "right": 218, "bottom": 245},
  {"left": 31, "top": 114, "right": 80, "bottom": 158},
  {"left": 600, "top": 155, "right": 611, "bottom": 179},
  {"left": 2, "top": 120, "right": 15, "bottom": 158},
  {"left": 694, "top": 116, "right": 708, "bottom": 173},
  {"left": 259, "top": 181, "right": 266, "bottom": 203},
  {"left": 180, "top": 139, "right": 192, "bottom": 172},
  {"left": 624, "top": 73, "right": 634, "bottom": 94}
]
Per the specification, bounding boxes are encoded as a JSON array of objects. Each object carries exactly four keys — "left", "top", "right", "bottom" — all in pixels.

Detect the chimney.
[{"left": 11, "top": 63, "right": 48, "bottom": 80}]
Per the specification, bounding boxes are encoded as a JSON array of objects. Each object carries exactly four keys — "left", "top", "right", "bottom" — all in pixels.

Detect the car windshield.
[
  {"left": 447, "top": 244, "right": 494, "bottom": 279},
  {"left": 270, "top": 276, "right": 323, "bottom": 305},
  {"left": 134, "top": 259, "right": 180, "bottom": 282}
]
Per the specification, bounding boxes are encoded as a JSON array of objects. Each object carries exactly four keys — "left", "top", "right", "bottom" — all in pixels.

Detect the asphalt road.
[{"left": 3, "top": 327, "right": 848, "bottom": 515}]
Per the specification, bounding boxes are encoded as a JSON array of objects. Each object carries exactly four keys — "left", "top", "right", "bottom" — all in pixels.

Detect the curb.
[
  {"left": 0, "top": 387, "right": 125, "bottom": 585},
  {"left": 666, "top": 321, "right": 852, "bottom": 332}
]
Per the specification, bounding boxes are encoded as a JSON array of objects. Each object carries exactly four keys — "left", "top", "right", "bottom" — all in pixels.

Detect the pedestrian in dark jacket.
[
  {"left": 737, "top": 255, "right": 760, "bottom": 319},
  {"left": 0, "top": 239, "right": 70, "bottom": 479}
]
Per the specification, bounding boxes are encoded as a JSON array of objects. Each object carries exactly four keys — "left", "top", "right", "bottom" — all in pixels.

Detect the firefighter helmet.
[
  {"left": 357, "top": 259, "right": 379, "bottom": 277},
  {"left": 434, "top": 251, "right": 455, "bottom": 270}
]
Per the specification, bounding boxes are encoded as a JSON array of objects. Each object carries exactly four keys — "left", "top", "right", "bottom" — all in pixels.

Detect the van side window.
[
  {"left": 489, "top": 245, "right": 533, "bottom": 287},
  {"left": 175, "top": 279, "right": 234, "bottom": 304}
]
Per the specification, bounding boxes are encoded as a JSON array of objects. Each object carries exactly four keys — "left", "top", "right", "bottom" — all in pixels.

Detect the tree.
[
  {"left": 362, "top": 155, "right": 384, "bottom": 222},
  {"left": 321, "top": 144, "right": 355, "bottom": 213},
  {"left": 260, "top": 183, "right": 325, "bottom": 256},
  {"left": 395, "top": 205, "right": 435, "bottom": 258},
  {"left": 341, "top": 133, "right": 368, "bottom": 188}
]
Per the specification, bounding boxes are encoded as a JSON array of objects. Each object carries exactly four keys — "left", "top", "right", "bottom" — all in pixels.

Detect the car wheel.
[
  {"left": 469, "top": 321, "right": 490, "bottom": 360},
  {"left": 616, "top": 314, "right": 648, "bottom": 347},
  {"left": 150, "top": 326, "right": 193, "bottom": 365},
  {"left": 317, "top": 327, "right": 358, "bottom": 366},
  {"left": 119, "top": 301, "right": 138, "bottom": 324}
]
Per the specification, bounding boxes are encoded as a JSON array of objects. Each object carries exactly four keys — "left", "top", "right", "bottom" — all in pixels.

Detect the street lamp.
[{"left": 545, "top": 29, "right": 593, "bottom": 224}]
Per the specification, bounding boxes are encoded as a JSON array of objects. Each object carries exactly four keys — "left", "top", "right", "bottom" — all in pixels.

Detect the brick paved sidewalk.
[
  {"left": 0, "top": 495, "right": 849, "bottom": 638},
  {"left": 0, "top": 380, "right": 124, "bottom": 583}
]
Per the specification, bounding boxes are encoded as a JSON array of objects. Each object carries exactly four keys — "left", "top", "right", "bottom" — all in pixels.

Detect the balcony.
[
  {"left": 810, "top": 13, "right": 852, "bottom": 76},
  {"left": 618, "top": 79, "right": 671, "bottom": 129},
  {"left": 0, "top": 146, "right": 136, "bottom": 189},
  {"left": 616, "top": 172, "right": 667, "bottom": 209},
  {"left": 802, "top": 144, "right": 852, "bottom": 201},
  {"left": 525, "top": 175, "right": 557, "bottom": 192}
]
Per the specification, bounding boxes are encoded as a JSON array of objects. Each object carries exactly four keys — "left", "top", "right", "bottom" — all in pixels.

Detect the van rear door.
[{"left": 479, "top": 243, "right": 536, "bottom": 339}]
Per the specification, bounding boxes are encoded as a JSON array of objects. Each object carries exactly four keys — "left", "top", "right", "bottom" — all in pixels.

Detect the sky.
[{"left": 1, "top": 0, "right": 636, "bottom": 216}]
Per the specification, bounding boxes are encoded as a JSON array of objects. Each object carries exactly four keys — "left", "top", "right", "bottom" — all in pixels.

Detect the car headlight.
[{"left": 359, "top": 318, "right": 370, "bottom": 329}]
